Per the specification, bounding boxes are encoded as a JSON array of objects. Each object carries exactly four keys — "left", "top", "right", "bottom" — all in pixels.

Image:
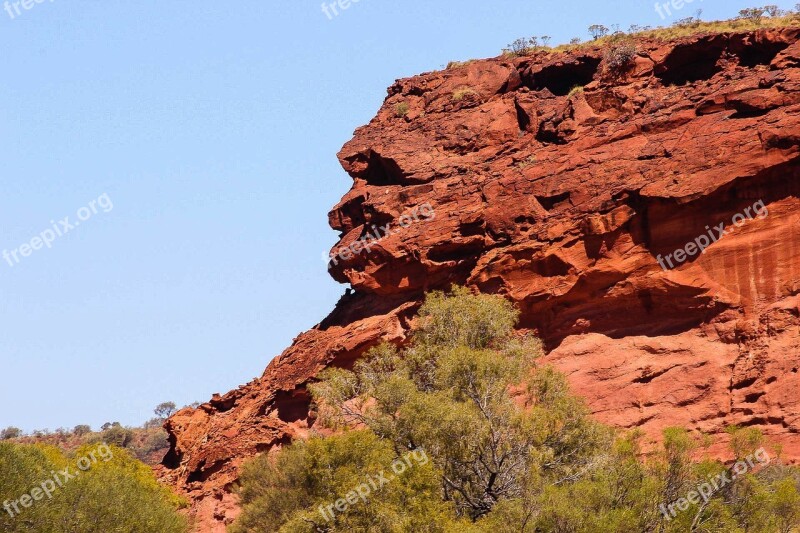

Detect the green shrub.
[
  {"left": 136, "top": 428, "right": 170, "bottom": 460},
  {"left": 232, "top": 288, "right": 800, "bottom": 531},
  {"left": 446, "top": 60, "right": 472, "bottom": 69},
  {"left": 394, "top": 102, "right": 409, "bottom": 118},
  {"left": 231, "top": 431, "right": 462, "bottom": 532},
  {"left": 567, "top": 85, "right": 584, "bottom": 98},
  {"left": 310, "top": 288, "right": 607, "bottom": 521},
  {"left": 605, "top": 42, "right": 637, "bottom": 74},
  {"left": 0, "top": 427, "right": 21, "bottom": 440},
  {"left": 452, "top": 87, "right": 477, "bottom": 101},
  {"left": 72, "top": 425, "right": 91, "bottom": 437},
  {"left": 101, "top": 425, "right": 135, "bottom": 448},
  {"left": 0, "top": 442, "right": 187, "bottom": 532}
]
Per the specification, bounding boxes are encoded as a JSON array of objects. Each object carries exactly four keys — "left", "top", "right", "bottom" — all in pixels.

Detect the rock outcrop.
[{"left": 160, "top": 27, "right": 800, "bottom": 530}]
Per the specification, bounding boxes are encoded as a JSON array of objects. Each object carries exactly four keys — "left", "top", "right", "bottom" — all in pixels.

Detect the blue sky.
[{"left": 0, "top": 0, "right": 795, "bottom": 432}]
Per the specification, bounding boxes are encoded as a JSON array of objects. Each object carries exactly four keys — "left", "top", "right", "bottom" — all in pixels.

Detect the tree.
[
  {"left": 540, "top": 35, "right": 552, "bottom": 47},
  {"left": 73, "top": 425, "right": 91, "bottom": 436},
  {"left": 727, "top": 425, "right": 764, "bottom": 460},
  {"left": 231, "top": 430, "right": 463, "bottom": 532},
  {"left": 233, "top": 288, "right": 800, "bottom": 531},
  {"left": 0, "top": 427, "right": 21, "bottom": 440},
  {"left": 589, "top": 24, "right": 609, "bottom": 40},
  {"left": 506, "top": 38, "right": 530, "bottom": 55},
  {"left": 740, "top": 7, "right": 766, "bottom": 22},
  {"left": 481, "top": 432, "right": 663, "bottom": 532},
  {"left": 764, "top": 5, "right": 781, "bottom": 17},
  {"left": 773, "top": 477, "right": 800, "bottom": 533},
  {"left": 154, "top": 401, "right": 177, "bottom": 419},
  {"left": 102, "top": 425, "right": 134, "bottom": 448},
  {"left": 0, "top": 442, "right": 188, "bottom": 532},
  {"left": 311, "top": 287, "right": 609, "bottom": 520},
  {"left": 143, "top": 417, "right": 165, "bottom": 429}
]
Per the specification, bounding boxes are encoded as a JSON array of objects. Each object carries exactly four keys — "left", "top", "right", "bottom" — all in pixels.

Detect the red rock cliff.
[{"left": 160, "top": 27, "right": 800, "bottom": 530}]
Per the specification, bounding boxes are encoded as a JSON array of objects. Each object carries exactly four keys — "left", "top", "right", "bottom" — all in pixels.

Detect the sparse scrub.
[
  {"left": 1, "top": 427, "right": 21, "bottom": 440},
  {"left": 504, "top": 35, "right": 556, "bottom": 57},
  {"left": 452, "top": 87, "right": 477, "bottom": 101},
  {"left": 516, "top": 155, "right": 538, "bottom": 169},
  {"left": 740, "top": 7, "right": 766, "bottom": 23},
  {"left": 495, "top": 12, "right": 800, "bottom": 63},
  {"left": 446, "top": 60, "right": 473, "bottom": 69},
  {"left": 72, "top": 425, "right": 91, "bottom": 436},
  {"left": 568, "top": 85, "right": 585, "bottom": 98},
  {"left": 101, "top": 425, "right": 135, "bottom": 448},
  {"left": 506, "top": 37, "right": 531, "bottom": 56},
  {"left": 674, "top": 9, "right": 703, "bottom": 28},
  {"left": 604, "top": 42, "right": 637, "bottom": 75},
  {"left": 394, "top": 102, "right": 409, "bottom": 118},
  {"left": 10, "top": 401, "right": 184, "bottom": 466}
]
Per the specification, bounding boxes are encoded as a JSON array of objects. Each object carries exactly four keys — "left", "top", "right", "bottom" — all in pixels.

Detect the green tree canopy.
[
  {"left": 233, "top": 287, "right": 800, "bottom": 532},
  {"left": 0, "top": 441, "right": 188, "bottom": 533}
]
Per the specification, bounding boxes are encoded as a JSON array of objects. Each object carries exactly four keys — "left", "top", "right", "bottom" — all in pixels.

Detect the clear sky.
[{"left": 1, "top": 0, "right": 795, "bottom": 432}]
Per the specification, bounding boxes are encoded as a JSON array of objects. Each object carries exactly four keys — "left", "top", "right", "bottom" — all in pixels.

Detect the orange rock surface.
[{"left": 160, "top": 28, "right": 800, "bottom": 530}]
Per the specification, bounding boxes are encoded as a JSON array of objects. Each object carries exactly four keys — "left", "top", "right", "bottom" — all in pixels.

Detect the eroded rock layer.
[{"left": 161, "top": 28, "right": 800, "bottom": 530}]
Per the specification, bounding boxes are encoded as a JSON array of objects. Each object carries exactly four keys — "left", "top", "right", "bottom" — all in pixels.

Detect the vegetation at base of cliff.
[
  {"left": 230, "top": 288, "right": 800, "bottom": 532},
  {"left": 1, "top": 400, "right": 195, "bottom": 466},
  {"left": 0, "top": 442, "right": 189, "bottom": 533}
]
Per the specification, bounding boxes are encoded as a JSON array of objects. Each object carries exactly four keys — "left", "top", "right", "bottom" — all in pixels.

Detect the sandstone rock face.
[{"left": 161, "top": 28, "right": 800, "bottom": 530}]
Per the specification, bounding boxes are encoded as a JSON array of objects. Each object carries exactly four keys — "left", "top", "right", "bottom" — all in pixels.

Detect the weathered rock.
[{"left": 161, "top": 27, "right": 800, "bottom": 530}]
